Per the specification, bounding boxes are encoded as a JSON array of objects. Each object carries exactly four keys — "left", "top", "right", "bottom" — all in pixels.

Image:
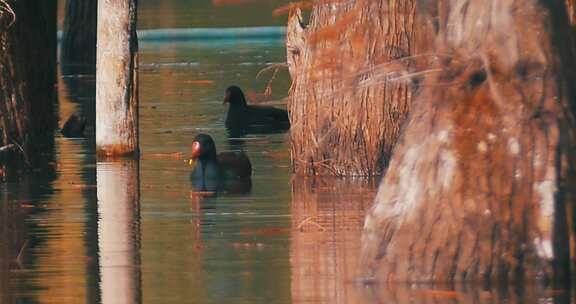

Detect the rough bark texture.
[
  {"left": 61, "top": 0, "right": 97, "bottom": 75},
  {"left": 362, "top": 0, "right": 576, "bottom": 284},
  {"left": 0, "top": 0, "right": 57, "bottom": 167},
  {"left": 96, "top": 0, "right": 139, "bottom": 157},
  {"left": 288, "top": 0, "right": 434, "bottom": 176},
  {"left": 286, "top": 8, "right": 306, "bottom": 94}
]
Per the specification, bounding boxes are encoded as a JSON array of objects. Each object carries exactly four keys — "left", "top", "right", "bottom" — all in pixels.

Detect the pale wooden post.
[{"left": 96, "top": 0, "right": 139, "bottom": 157}]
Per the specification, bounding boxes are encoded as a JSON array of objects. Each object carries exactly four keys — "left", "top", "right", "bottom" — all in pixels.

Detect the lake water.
[{"left": 0, "top": 1, "right": 573, "bottom": 303}]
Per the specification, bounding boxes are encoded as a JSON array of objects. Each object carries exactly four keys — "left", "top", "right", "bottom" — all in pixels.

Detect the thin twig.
[
  {"left": 256, "top": 62, "right": 288, "bottom": 80},
  {"left": 7, "top": 136, "right": 30, "bottom": 166},
  {"left": 0, "top": 144, "right": 14, "bottom": 153},
  {"left": 297, "top": 216, "right": 326, "bottom": 232},
  {"left": 255, "top": 63, "right": 288, "bottom": 97},
  {"left": 0, "top": 0, "right": 16, "bottom": 28},
  {"left": 15, "top": 240, "right": 28, "bottom": 266}
]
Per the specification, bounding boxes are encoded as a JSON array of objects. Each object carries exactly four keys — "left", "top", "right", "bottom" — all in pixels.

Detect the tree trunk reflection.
[{"left": 290, "top": 177, "right": 376, "bottom": 304}]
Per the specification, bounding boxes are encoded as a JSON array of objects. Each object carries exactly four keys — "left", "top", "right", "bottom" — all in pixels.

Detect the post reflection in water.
[{"left": 97, "top": 160, "right": 141, "bottom": 304}]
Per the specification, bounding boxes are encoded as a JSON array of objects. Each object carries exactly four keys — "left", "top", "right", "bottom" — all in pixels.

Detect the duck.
[
  {"left": 61, "top": 112, "right": 86, "bottom": 138},
  {"left": 223, "top": 85, "right": 290, "bottom": 135},
  {"left": 189, "top": 133, "right": 252, "bottom": 193}
]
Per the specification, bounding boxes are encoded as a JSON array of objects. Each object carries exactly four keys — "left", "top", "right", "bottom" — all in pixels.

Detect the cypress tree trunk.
[
  {"left": 0, "top": 0, "right": 57, "bottom": 168},
  {"left": 61, "top": 0, "right": 97, "bottom": 75},
  {"left": 96, "top": 0, "right": 139, "bottom": 157},
  {"left": 361, "top": 0, "right": 576, "bottom": 284},
  {"left": 288, "top": 0, "right": 435, "bottom": 176}
]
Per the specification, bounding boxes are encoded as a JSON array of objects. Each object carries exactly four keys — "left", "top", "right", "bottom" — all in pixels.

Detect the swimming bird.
[
  {"left": 189, "top": 133, "right": 252, "bottom": 193},
  {"left": 223, "top": 85, "right": 290, "bottom": 135},
  {"left": 61, "top": 112, "right": 86, "bottom": 138}
]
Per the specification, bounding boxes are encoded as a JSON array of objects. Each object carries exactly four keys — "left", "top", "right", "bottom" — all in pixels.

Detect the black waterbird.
[
  {"left": 189, "top": 133, "right": 252, "bottom": 193},
  {"left": 223, "top": 85, "right": 290, "bottom": 136}
]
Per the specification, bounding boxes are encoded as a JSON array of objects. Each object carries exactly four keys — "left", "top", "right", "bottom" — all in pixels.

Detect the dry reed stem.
[
  {"left": 7, "top": 135, "right": 29, "bottom": 165},
  {"left": 273, "top": 1, "right": 314, "bottom": 16},
  {"left": 256, "top": 62, "right": 288, "bottom": 80},
  {"left": 0, "top": 0, "right": 15, "bottom": 28},
  {"left": 297, "top": 216, "right": 327, "bottom": 231},
  {"left": 257, "top": 63, "right": 288, "bottom": 97},
  {"left": 0, "top": 144, "right": 14, "bottom": 152}
]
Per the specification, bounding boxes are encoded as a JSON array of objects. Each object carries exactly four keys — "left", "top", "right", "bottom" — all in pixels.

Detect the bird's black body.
[
  {"left": 189, "top": 133, "right": 252, "bottom": 194},
  {"left": 61, "top": 112, "right": 86, "bottom": 138},
  {"left": 224, "top": 86, "right": 290, "bottom": 136}
]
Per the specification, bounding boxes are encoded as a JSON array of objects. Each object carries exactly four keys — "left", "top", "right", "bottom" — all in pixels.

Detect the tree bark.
[
  {"left": 0, "top": 0, "right": 57, "bottom": 168},
  {"left": 96, "top": 0, "right": 139, "bottom": 158},
  {"left": 288, "top": 0, "right": 435, "bottom": 176},
  {"left": 61, "top": 0, "right": 97, "bottom": 75},
  {"left": 362, "top": 0, "right": 576, "bottom": 284}
]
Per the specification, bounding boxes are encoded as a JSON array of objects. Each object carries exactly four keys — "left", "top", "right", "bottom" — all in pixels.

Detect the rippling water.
[{"left": 1, "top": 2, "right": 574, "bottom": 304}]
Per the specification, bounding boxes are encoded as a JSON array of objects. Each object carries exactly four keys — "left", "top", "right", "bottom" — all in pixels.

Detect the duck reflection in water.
[
  {"left": 223, "top": 85, "right": 290, "bottom": 139},
  {"left": 189, "top": 133, "right": 252, "bottom": 195}
]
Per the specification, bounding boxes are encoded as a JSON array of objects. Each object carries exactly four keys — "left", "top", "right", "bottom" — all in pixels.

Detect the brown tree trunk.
[
  {"left": 61, "top": 0, "right": 97, "bottom": 75},
  {"left": 96, "top": 0, "right": 139, "bottom": 158},
  {"left": 288, "top": 0, "right": 435, "bottom": 176},
  {"left": 361, "top": 0, "right": 576, "bottom": 284},
  {"left": 0, "top": 0, "right": 57, "bottom": 168}
]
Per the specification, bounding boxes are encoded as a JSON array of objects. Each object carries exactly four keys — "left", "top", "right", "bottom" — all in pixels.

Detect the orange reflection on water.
[
  {"left": 290, "top": 177, "right": 377, "bottom": 304},
  {"left": 288, "top": 176, "right": 576, "bottom": 304}
]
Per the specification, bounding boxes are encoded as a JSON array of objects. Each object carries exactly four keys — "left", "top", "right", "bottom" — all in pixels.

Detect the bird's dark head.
[
  {"left": 223, "top": 85, "right": 247, "bottom": 107},
  {"left": 192, "top": 133, "right": 218, "bottom": 160}
]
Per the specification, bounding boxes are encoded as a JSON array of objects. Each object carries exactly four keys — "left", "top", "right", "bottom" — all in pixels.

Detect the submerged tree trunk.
[
  {"left": 0, "top": 0, "right": 57, "bottom": 167},
  {"left": 61, "top": 0, "right": 97, "bottom": 75},
  {"left": 96, "top": 0, "right": 139, "bottom": 157},
  {"left": 362, "top": 0, "right": 576, "bottom": 284},
  {"left": 288, "top": 0, "right": 434, "bottom": 176}
]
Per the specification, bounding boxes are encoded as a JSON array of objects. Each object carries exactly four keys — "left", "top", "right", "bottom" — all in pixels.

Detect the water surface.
[{"left": 2, "top": 2, "right": 574, "bottom": 304}]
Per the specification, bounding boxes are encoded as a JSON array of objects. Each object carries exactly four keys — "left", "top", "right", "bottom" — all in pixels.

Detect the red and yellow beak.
[
  {"left": 223, "top": 91, "right": 230, "bottom": 104},
  {"left": 191, "top": 141, "right": 201, "bottom": 158}
]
